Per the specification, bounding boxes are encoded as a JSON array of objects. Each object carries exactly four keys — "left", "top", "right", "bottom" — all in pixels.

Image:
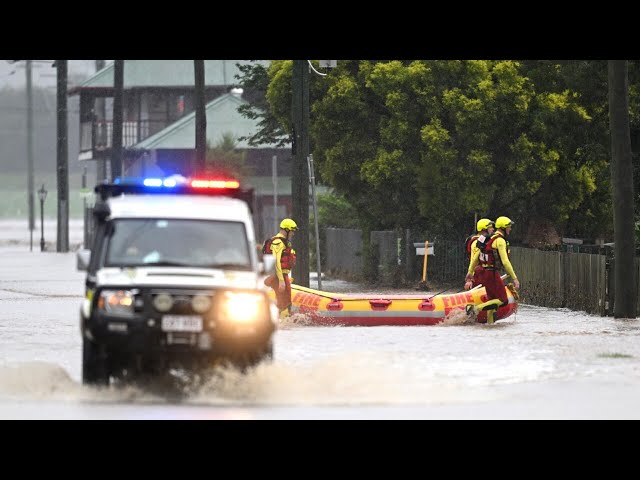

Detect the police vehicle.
[{"left": 76, "top": 175, "right": 278, "bottom": 386}]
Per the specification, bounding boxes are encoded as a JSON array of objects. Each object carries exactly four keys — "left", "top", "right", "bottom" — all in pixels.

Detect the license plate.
[{"left": 161, "top": 315, "right": 203, "bottom": 332}]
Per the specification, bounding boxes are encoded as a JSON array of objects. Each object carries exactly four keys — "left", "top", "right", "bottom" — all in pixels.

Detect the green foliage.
[
  {"left": 234, "top": 61, "right": 290, "bottom": 148},
  {"left": 205, "top": 133, "right": 251, "bottom": 180},
  {"left": 317, "top": 192, "right": 359, "bottom": 229},
  {"left": 257, "top": 60, "right": 621, "bottom": 242},
  {"left": 523, "top": 60, "right": 612, "bottom": 240},
  {"left": 266, "top": 61, "right": 295, "bottom": 134}
]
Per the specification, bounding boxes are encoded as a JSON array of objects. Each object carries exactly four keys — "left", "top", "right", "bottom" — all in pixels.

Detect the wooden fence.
[
  {"left": 323, "top": 227, "right": 639, "bottom": 316},
  {"left": 510, "top": 247, "right": 608, "bottom": 315}
]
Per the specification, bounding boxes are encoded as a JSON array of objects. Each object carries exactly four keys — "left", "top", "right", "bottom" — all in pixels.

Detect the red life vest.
[
  {"left": 262, "top": 235, "right": 297, "bottom": 271},
  {"left": 479, "top": 232, "right": 510, "bottom": 270},
  {"left": 464, "top": 234, "right": 480, "bottom": 260}
]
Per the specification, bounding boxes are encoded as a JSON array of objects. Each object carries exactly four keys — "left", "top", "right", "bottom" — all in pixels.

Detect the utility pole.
[
  {"left": 608, "top": 60, "right": 636, "bottom": 318},
  {"left": 111, "top": 60, "right": 124, "bottom": 179},
  {"left": 26, "top": 60, "right": 34, "bottom": 252},
  {"left": 95, "top": 60, "right": 107, "bottom": 182},
  {"left": 291, "top": 60, "right": 310, "bottom": 287},
  {"left": 56, "top": 60, "right": 69, "bottom": 253},
  {"left": 194, "top": 60, "right": 206, "bottom": 173},
  {"left": 308, "top": 154, "right": 322, "bottom": 289}
]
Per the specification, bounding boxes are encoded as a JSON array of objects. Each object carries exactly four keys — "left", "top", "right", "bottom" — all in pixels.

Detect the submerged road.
[{"left": 1, "top": 223, "right": 639, "bottom": 419}]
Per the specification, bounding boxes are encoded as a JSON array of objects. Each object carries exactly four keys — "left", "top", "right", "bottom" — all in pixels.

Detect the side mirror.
[
  {"left": 92, "top": 200, "right": 110, "bottom": 223},
  {"left": 77, "top": 249, "right": 91, "bottom": 271},
  {"left": 260, "top": 254, "right": 276, "bottom": 275}
]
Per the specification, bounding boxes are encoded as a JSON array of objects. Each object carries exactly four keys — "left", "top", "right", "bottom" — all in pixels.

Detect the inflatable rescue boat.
[{"left": 276, "top": 279, "right": 518, "bottom": 326}]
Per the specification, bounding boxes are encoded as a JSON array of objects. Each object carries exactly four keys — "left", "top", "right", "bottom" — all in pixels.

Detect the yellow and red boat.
[{"left": 277, "top": 280, "right": 518, "bottom": 326}]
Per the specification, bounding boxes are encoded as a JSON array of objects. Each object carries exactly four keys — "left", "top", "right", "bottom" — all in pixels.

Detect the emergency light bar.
[
  {"left": 190, "top": 179, "right": 240, "bottom": 189},
  {"left": 95, "top": 175, "right": 253, "bottom": 208}
]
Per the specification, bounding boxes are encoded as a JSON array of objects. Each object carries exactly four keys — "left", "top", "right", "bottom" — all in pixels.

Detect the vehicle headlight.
[
  {"left": 191, "top": 294, "right": 212, "bottom": 314},
  {"left": 97, "top": 290, "right": 135, "bottom": 316},
  {"left": 153, "top": 293, "right": 173, "bottom": 312},
  {"left": 218, "top": 291, "right": 266, "bottom": 323}
]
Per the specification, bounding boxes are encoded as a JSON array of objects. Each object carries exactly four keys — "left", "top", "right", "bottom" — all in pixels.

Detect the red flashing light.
[{"left": 190, "top": 179, "right": 240, "bottom": 189}]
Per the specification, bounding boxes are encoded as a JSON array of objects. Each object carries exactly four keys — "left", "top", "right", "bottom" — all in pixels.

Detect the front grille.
[{"left": 168, "top": 295, "right": 197, "bottom": 314}]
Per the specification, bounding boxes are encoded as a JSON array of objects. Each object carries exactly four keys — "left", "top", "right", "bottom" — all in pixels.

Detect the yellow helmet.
[
  {"left": 495, "top": 216, "right": 515, "bottom": 229},
  {"left": 280, "top": 218, "right": 298, "bottom": 231},
  {"left": 476, "top": 218, "right": 495, "bottom": 232}
]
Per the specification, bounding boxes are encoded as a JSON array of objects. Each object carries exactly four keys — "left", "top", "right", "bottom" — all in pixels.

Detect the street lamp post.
[
  {"left": 38, "top": 184, "right": 47, "bottom": 252},
  {"left": 6, "top": 60, "right": 54, "bottom": 252},
  {"left": 6, "top": 60, "right": 34, "bottom": 250}
]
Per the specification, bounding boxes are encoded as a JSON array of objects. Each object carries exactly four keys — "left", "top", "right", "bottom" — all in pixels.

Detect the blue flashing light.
[
  {"left": 143, "top": 178, "right": 163, "bottom": 187},
  {"left": 140, "top": 177, "right": 179, "bottom": 188},
  {"left": 110, "top": 175, "right": 186, "bottom": 189},
  {"left": 163, "top": 178, "right": 177, "bottom": 187}
]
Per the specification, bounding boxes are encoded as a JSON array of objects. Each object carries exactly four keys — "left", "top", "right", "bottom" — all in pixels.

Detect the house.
[
  {"left": 127, "top": 90, "right": 292, "bottom": 241},
  {"left": 68, "top": 60, "right": 293, "bottom": 240},
  {"left": 68, "top": 60, "right": 265, "bottom": 162}
]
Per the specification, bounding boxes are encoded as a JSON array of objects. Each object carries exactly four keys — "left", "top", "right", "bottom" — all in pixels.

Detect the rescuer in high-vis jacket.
[
  {"left": 263, "top": 218, "right": 298, "bottom": 319},
  {"left": 464, "top": 218, "right": 495, "bottom": 289},
  {"left": 465, "top": 216, "right": 520, "bottom": 324}
]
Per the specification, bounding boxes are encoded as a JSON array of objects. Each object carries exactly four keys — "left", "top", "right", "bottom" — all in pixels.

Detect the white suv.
[{"left": 77, "top": 176, "right": 277, "bottom": 386}]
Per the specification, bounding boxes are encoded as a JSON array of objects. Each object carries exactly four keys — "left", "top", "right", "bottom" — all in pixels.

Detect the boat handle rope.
[{"left": 293, "top": 274, "right": 510, "bottom": 302}]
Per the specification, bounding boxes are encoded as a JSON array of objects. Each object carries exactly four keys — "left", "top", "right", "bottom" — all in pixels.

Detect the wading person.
[
  {"left": 466, "top": 216, "right": 520, "bottom": 324},
  {"left": 263, "top": 218, "right": 298, "bottom": 319},
  {"left": 464, "top": 218, "right": 495, "bottom": 290}
]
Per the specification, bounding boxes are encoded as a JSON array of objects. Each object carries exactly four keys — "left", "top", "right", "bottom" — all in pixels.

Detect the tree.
[
  {"left": 259, "top": 60, "right": 613, "bottom": 243},
  {"left": 523, "top": 60, "right": 612, "bottom": 240},
  {"left": 317, "top": 192, "right": 359, "bottom": 229},
  {"left": 608, "top": 60, "right": 636, "bottom": 318},
  {"left": 234, "top": 61, "right": 290, "bottom": 148},
  {"left": 205, "top": 133, "right": 251, "bottom": 180},
  {"left": 626, "top": 61, "right": 640, "bottom": 238}
]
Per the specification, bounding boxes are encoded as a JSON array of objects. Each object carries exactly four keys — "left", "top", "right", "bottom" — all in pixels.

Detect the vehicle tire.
[
  {"left": 262, "top": 340, "right": 274, "bottom": 362},
  {"left": 82, "top": 337, "right": 110, "bottom": 386},
  {"left": 234, "top": 340, "right": 274, "bottom": 371}
]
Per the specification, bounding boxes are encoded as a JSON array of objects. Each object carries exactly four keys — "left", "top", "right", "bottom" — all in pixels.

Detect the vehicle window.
[{"left": 104, "top": 219, "right": 251, "bottom": 270}]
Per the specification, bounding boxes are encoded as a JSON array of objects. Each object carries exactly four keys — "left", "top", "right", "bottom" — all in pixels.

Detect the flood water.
[{"left": 1, "top": 223, "right": 639, "bottom": 419}]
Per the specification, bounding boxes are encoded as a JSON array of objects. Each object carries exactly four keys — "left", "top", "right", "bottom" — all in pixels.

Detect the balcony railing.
[{"left": 80, "top": 120, "right": 169, "bottom": 153}]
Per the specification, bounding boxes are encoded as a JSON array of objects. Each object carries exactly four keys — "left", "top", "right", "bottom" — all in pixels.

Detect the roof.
[
  {"left": 132, "top": 93, "right": 290, "bottom": 150},
  {"left": 73, "top": 60, "right": 267, "bottom": 90}
]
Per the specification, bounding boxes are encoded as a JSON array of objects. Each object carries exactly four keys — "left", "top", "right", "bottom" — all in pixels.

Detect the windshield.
[{"left": 104, "top": 218, "right": 252, "bottom": 270}]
